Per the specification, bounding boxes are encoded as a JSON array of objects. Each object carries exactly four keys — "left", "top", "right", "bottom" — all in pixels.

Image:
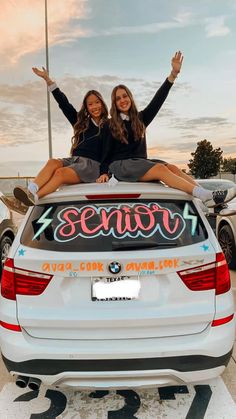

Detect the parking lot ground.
[
  {"left": 0, "top": 271, "right": 235, "bottom": 418},
  {"left": 0, "top": 378, "right": 235, "bottom": 418},
  {"left": 222, "top": 269, "right": 236, "bottom": 404}
]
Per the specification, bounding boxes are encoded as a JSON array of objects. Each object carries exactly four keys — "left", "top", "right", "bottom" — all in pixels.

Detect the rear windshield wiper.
[{"left": 112, "top": 241, "right": 177, "bottom": 251}]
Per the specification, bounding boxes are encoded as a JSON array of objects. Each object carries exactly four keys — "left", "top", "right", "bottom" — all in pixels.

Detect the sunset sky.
[{"left": 0, "top": 0, "right": 236, "bottom": 176}]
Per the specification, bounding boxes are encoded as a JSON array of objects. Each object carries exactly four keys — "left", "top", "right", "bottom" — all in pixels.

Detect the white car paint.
[{"left": 0, "top": 182, "right": 235, "bottom": 389}]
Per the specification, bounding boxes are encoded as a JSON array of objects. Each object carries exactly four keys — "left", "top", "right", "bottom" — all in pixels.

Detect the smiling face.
[
  {"left": 115, "top": 88, "right": 132, "bottom": 115},
  {"left": 86, "top": 94, "right": 103, "bottom": 122}
]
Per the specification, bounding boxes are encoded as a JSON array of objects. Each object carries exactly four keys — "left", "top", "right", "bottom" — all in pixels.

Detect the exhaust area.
[
  {"left": 28, "top": 377, "right": 42, "bottom": 391},
  {"left": 15, "top": 375, "right": 29, "bottom": 388}
]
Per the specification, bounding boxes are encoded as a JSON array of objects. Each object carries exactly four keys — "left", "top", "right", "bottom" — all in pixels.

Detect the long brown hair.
[
  {"left": 71, "top": 90, "right": 108, "bottom": 155},
  {"left": 110, "top": 85, "right": 145, "bottom": 144}
]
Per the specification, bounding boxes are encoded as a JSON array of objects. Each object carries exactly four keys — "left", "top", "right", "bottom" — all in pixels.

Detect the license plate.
[{"left": 91, "top": 276, "right": 141, "bottom": 301}]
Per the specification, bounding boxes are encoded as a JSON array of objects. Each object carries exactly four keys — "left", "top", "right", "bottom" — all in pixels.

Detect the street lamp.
[{"left": 45, "top": 0, "right": 53, "bottom": 158}]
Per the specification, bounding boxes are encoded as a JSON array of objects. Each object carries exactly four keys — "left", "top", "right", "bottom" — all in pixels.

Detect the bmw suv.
[{"left": 0, "top": 182, "right": 235, "bottom": 390}]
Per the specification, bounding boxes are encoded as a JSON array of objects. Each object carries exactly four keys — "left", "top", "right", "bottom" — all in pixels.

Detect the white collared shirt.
[
  {"left": 120, "top": 112, "right": 130, "bottom": 121},
  {"left": 47, "top": 82, "right": 58, "bottom": 92},
  {"left": 91, "top": 118, "right": 99, "bottom": 127}
]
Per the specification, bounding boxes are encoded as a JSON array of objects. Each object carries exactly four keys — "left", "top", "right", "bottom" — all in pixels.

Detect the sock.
[
  {"left": 192, "top": 186, "right": 212, "bottom": 201},
  {"left": 28, "top": 181, "right": 39, "bottom": 196}
]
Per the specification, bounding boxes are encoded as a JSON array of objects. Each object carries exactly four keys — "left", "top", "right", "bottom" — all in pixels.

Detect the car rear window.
[{"left": 20, "top": 199, "right": 208, "bottom": 252}]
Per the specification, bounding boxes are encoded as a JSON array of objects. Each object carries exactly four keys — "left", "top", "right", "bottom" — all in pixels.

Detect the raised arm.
[
  {"left": 32, "top": 66, "right": 78, "bottom": 126},
  {"left": 168, "top": 51, "right": 183, "bottom": 83},
  {"left": 32, "top": 66, "right": 54, "bottom": 86},
  {"left": 141, "top": 51, "right": 183, "bottom": 127}
]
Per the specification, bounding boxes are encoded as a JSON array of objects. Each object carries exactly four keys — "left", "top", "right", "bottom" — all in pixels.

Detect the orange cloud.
[{"left": 0, "top": 0, "right": 90, "bottom": 65}]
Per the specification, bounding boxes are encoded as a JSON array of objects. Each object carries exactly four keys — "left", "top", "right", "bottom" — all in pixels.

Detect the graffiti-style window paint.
[
  {"left": 20, "top": 200, "right": 207, "bottom": 252},
  {"left": 53, "top": 202, "right": 185, "bottom": 242}
]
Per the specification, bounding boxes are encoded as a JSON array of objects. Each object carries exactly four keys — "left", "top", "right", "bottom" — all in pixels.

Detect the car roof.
[
  {"left": 38, "top": 182, "right": 192, "bottom": 204},
  {"left": 198, "top": 179, "right": 235, "bottom": 184}
]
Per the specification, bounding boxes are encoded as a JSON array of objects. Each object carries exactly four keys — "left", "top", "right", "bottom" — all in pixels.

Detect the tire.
[
  {"left": 218, "top": 224, "right": 236, "bottom": 270},
  {"left": 0, "top": 236, "right": 13, "bottom": 278}
]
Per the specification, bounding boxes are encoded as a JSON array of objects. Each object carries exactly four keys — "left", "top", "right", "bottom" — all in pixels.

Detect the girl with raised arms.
[
  {"left": 98, "top": 51, "right": 236, "bottom": 208},
  {"left": 12, "top": 68, "right": 110, "bottom": 208}
]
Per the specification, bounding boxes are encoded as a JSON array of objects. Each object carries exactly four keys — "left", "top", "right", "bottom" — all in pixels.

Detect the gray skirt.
[
  {"left": 61, "top": 156, "right": 100, "bottom": 183},
  {"left": 109, "top": 158, "right": 167, "bottom": 182}
]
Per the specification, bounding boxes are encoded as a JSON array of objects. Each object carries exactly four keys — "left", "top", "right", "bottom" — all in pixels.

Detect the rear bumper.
[
  {"left": 1, "top": 318, "right": 235, "bottom": 388},
  {"left": 1, "top": 352, "right": 232, "bottom": 389},
  {"left": 2, "top": 350, "right": 232, "bottom": 374}
]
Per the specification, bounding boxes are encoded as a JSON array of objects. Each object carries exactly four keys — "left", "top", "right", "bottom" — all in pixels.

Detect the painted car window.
[{"left": 20, "top": 200, "right": 208, "bottom": 251}]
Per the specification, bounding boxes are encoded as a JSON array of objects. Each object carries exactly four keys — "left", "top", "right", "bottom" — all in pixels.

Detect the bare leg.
[
  {"left": 33, "top": 159, "right": 63, "bottom": 190},
  {"left": 37, "top": 167, "right": 81, "bottom": 198},
  {"left": 139, "top": 163, "right": 195, "bottom": 195},
  {"left": 166, "top": 163, "right": 197, "bottom": 187}
]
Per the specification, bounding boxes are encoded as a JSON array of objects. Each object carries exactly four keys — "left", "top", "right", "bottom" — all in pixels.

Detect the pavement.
[{"left": 222, "top": 269, "right": 236, "bottom": 403}]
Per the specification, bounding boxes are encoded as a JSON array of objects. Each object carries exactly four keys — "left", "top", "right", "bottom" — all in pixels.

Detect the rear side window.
[{"left": 21, "top": 199, "right": 208, "bottom": 252}]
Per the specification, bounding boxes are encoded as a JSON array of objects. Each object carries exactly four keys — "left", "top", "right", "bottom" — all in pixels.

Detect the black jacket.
[{"left": 51, "top": 87, "right": 110, "bottom": 174}]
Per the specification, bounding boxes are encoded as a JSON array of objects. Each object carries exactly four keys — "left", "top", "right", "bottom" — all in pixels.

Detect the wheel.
[
  {"left": 0, "top": 236, "right": 13, "bottom": 277},
  {"left": 218, "top": 224, "right": 236, "bottom": 270}
]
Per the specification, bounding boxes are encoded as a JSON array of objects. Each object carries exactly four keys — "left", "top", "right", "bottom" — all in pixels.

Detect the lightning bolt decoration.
[
  {"left": 183, "top": 203, "right": 198, "bottom": 236},
  {"left": 32, "top": 207, "right": 53, "bottom": 240}
]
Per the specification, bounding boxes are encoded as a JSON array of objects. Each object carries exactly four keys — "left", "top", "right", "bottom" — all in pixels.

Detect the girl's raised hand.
[
  {"left": 32, "top": 66, "right": 49, "bottom": 80},
  {"left": 171, "top": 51, "right": 184, "bottom": 75}
]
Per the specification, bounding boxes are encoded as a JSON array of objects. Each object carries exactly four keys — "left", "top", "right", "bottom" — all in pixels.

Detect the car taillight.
[
  {"left": 1, "top": 258, "right": 53, "bottom": 301},
  {"left": 215, "top": 252, "right": 231, "bottom": 295},
  {"left": 1, "top": 258, "right": 15, "bottom": 300},
  {"left": 177, "top": 252, "right": 231, "bottom": 295}
]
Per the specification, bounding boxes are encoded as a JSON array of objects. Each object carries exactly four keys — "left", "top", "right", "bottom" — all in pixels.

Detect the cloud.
[
  {"left": 148, "top": 140, "right": 198, "bottom": 155},
  {"left": 0, "top": 0, "right": 90, "bottom": 66},
  {"left": 1, "top": 74, "right": 181, "bottom": 149},
  {"left": 204, "top": 16, "right": 230, "bottom": 37},
  {"left": 0, "top": 5, "right": 196, "bottom": 67},
  {"left": 172, "top": 116, "right": 230, "bottom": 131},
  {"left": 218, "top": 140, "right": 236, "bottom": 155},
  {"left": 0, "top": 107, "right": 47, "bottom": 147},
  {"left": 88, "top": 12, "right": 194, "bottom": 37},
  {"left": 1, "top": 1, "right": 231, "bottom": 70},
  {"left": 1, "top": 74, "right": 234, "bottom": 168}
]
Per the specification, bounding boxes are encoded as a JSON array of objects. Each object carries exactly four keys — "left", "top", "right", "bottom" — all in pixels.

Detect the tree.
[
  {"left": 188, "top": 139, "right": 223, "bottom": 179},
  {"left": 221, "top": 157, "right": 236, "bottom": 174}
]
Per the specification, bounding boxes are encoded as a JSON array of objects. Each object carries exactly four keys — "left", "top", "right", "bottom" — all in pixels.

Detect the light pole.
[{"left": 45, "top": 0, "right": 53, "bottom": 158}]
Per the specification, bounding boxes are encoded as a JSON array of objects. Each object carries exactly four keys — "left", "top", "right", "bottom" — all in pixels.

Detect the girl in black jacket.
[
  {"left": 13, "top": 67, "right": 109, "bottom": 207},
  {"left": 98, "top": 52, "right": 236, "bottom": 208}
]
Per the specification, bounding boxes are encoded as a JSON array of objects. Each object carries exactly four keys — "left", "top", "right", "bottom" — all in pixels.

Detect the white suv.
[
  {"left": 198, "top": 179, "right": 236, "bottom": 270},
  {"left": 0, "top": 182, "right": 235, "bottom": 390}
]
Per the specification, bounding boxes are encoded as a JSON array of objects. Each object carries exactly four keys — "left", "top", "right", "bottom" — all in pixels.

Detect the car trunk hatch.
[
  {"left": 15, "top": 198, "right": 216, "bottom": 340},
  {"left": 15, "top": 248, "right": 217, "bottom": 340}
]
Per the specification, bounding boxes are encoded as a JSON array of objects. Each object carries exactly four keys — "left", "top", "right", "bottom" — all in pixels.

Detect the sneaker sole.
[
  {"left": 206, "top": 195, "right": 236, "bottom": 208},
  {"left": 14, "top": 187, "right": 34, "bottom": 207}
]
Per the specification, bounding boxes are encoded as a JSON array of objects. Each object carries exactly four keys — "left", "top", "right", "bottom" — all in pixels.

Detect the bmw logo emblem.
[{"left": 108, "top": 261, "right": 122, "bottom": 274}]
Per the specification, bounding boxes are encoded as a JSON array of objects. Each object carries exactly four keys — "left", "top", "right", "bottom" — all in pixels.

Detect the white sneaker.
[{"left": 204, "top": 187, "right": 236, "bottom": 208}]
